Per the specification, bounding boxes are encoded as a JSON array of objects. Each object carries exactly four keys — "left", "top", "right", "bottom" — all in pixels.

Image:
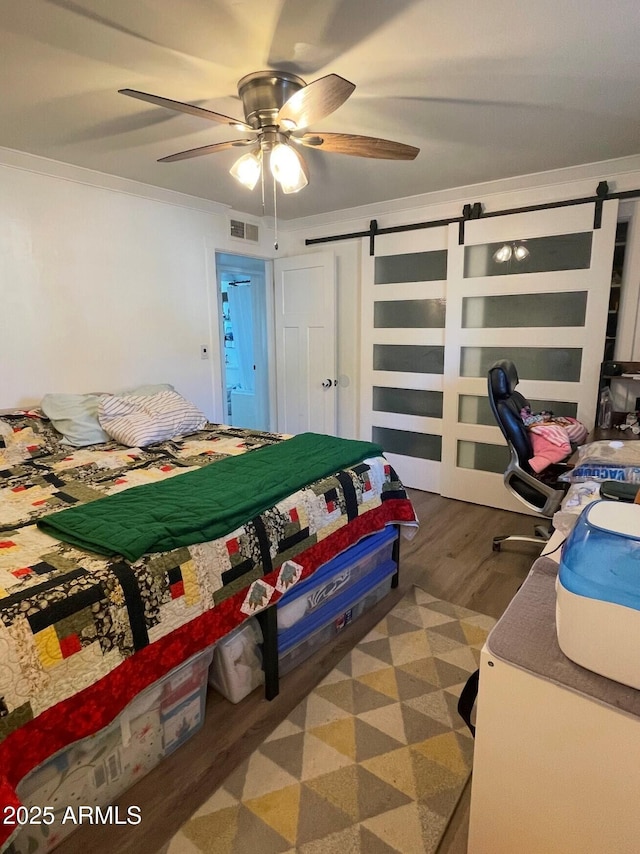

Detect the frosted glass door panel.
[
  {"left": 463, "top": 233, "right": 592, "bottom": 278},
  {"left": 460, "top": 347, "right": 582, "bottom": 382},
  {"left": 458, "top": 395, "right": 498, "bottom": 427},
  {"left": 373, "top": 426, "right": 442, "bottom": 461},
  {"left": 374, "top": 250, "right": 447, "bottom": 284},
  {"left": 457, "top": 440, "right": 509, "bottom": 474},
  {"left": 374, "top": 299, "right": 445, "bottom": 328},
  {"left": 462, "top": 292, "right": 587, "bottom": 328},
  {"left": 374, "top": 344, "right": 445, "bottom": 374},
  {"left": 374, "top": 387, "right": 443, "bottom": 418}
]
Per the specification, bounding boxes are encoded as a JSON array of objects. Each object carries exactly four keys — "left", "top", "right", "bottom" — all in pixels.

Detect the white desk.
[{"left": 468, "top": 557, "right": 640, "bottom": 854}]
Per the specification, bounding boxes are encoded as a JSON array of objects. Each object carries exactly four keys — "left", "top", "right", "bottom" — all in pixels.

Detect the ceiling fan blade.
[
  {"left": 277, "top": 74, "right": 355, "bottom": 130},
  {"left": 158, "top": 140, "right": 255, "bottom": 163},
  {"left": 297, "top": 132, "right": 419, "bottom": 160},
  {"left": 119, "top": 89, "right": 253, "bottom": 132}
]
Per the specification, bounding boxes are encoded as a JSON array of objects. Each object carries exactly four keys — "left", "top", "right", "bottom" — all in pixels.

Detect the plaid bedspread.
[{"left": 0, "top": 413, "right": 416, "bottom": 837}]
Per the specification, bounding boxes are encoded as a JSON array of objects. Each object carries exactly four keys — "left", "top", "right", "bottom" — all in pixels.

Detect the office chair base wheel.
[
  {"left": 493, "top": 529, "right": 551, "bottom": 552},
  {"left": 534, "top": 524, "right": 551, "bottom": 541}
]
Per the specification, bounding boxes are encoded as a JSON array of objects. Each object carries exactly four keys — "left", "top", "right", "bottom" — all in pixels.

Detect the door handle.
[{"left": 321, "top": 379, "right": 333, "bottom": 388}]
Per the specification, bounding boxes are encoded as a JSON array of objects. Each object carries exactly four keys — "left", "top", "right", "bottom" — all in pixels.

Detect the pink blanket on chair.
[
  {"left": 527, "top": 417, "right": 588, "bottom": 473},
  {"left": 528, "top": 423, "right": 572, "bottom": 472}
]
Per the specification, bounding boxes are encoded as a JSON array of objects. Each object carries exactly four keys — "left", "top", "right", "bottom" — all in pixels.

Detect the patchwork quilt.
[{"left": 0, "top": 413, "right": 417, "bottom": 841}]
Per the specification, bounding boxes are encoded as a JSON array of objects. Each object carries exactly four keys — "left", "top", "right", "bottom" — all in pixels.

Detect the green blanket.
[{"left": 37, "top": 433, "right": 383, "bottom": 562}]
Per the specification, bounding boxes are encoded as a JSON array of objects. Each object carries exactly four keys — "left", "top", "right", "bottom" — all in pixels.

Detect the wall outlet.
[{"left": 200, "top": 345, "right": 209, "bottom": 359}]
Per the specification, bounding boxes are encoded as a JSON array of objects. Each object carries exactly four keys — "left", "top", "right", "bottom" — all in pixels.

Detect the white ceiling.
[{"left": 3, "top": 0, "right": 640, "bottom": 220}]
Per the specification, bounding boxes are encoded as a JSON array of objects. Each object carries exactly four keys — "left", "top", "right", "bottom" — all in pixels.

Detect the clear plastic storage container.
[
  {"left": 208, "top": 617, "right": 265, "bottom": 703},
  {"left": 7, "top": 646, "right": 214, "bottom": 854}
]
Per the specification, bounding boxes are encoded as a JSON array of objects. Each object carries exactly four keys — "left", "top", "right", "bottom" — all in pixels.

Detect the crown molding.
[{"left": 0, "top": 146, "right": 230, "bottom": 216}]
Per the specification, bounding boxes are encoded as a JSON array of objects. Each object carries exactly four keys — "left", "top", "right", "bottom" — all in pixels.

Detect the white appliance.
[{"left": 556, "top": 499, "right": 640, "bottom": 688}]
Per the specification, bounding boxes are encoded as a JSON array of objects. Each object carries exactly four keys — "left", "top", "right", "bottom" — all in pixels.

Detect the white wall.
[{"left": 0, "top": 149, "right": 274, "bottom": 419}]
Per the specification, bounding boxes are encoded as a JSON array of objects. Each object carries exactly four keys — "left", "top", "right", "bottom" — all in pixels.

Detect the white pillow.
[
  {"left": 41, "top": 393, "right": 111, "bottom": 446},
  {"left": 98, "top": 390, "right": 208, "bottom": 447}
]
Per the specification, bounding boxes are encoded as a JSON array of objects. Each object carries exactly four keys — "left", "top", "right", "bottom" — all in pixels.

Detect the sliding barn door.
[
  {"left": 360, "top": 228, "right": 448, "bottom": 490},
  {"left": 440, "top": 200, "right": 619, "bottom": 512}
]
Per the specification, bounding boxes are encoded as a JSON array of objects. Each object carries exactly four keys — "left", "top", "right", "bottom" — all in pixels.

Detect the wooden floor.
[{"left": 55, "top": 490, "right": 540, "bottom": 854}]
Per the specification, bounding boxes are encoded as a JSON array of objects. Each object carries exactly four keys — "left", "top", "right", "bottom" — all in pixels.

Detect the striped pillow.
[{"left": 98, "top": 390, "right": 208, "bottom": 447}]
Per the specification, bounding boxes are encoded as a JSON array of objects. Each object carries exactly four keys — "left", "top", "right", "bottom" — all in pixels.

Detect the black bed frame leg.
[
  {"left": 256, "top": 604, "right": 279, "bottom": 700},
  {"left": 391, "top": 524, "right": 400, "bottom": 589}
]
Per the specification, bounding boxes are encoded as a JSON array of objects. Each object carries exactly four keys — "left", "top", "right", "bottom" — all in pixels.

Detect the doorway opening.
[{"left": 215, "top": 252, "right": 271, "bottom": 431}]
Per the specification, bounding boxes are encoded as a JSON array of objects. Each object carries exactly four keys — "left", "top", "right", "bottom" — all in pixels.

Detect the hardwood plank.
[{"left": 52, "top": 490, "right": 539, "bottom": 854}]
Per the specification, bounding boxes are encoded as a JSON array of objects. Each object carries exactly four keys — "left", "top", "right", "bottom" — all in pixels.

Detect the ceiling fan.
[{"left": 119, "top": 71, "right": 419, "bottom": 194}]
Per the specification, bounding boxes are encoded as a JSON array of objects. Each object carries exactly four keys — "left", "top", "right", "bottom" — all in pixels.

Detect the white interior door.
[
  {"left": 440, "top": 199, "right": 619, "bottom": 512},
  {"left": 273, "top": 251, "right": 337, "bottom": 435}
]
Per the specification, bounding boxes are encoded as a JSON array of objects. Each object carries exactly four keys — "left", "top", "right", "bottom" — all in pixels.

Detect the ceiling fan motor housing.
[{"left": 237, "top": 71, "right": 305, "bottom": 130}]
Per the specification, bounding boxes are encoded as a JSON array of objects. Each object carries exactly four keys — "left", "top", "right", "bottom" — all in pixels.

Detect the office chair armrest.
[
  {"left": 538, "top": 460, "right": 573, "bottom": 487},
  {"left": 548, "top": 461, "right": 573, "bottom": 470},
  {"left": 504, "top": 456, "right": 567, "bottom": 518}
]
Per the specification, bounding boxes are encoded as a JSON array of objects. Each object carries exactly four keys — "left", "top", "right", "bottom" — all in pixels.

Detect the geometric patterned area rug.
[{"left": 166, "top": 587, "right": 495, "bottom": 854}]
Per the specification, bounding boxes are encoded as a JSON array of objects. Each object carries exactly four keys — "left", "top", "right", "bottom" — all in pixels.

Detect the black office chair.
[{"left": 488, "top": 359, "right": 571, "bottom": 551}]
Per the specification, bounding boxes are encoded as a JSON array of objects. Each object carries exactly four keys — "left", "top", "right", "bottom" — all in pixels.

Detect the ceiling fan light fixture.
[
  {"left": 493, "top": 242, "right": 531, "bottom": 264},
  {"left": 493, "top": 244, "right": 513, "bottom": 263},
  {"left": 229, "top": 150, "right": 261, "bottom": 190},
  {"left": 269, "top": 142, "right": 308, "bottom": 193}
]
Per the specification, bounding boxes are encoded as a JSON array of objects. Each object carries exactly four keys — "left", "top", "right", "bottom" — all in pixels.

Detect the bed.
[{"left": 0, "top": 400, "right": 417, "bottom": 851}]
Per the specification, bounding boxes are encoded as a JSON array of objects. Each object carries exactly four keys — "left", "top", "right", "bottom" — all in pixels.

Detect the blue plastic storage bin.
[
  {"left": 277, "top": 526, "right": 398, "bottom": 632},
  {"left": 278, "top": 557, "right": 396, "bottom": 675}
]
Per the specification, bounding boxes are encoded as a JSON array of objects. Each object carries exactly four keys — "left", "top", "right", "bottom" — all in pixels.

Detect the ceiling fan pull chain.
[{"left": 273, "top": 170, "right": 279, "bottom": 251}]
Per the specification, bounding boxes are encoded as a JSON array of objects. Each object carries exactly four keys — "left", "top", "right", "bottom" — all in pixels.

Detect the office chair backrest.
[{"left": 487, "top": 359, "right": 534, "bottom": 473}]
